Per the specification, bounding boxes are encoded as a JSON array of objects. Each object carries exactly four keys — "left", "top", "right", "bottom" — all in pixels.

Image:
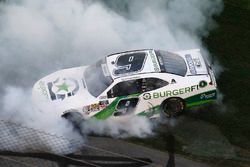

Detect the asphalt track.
[
  {"left": 87, "top": 137, "right": 211, "bottom": 167},
  {"left": 0, "top": 136, "right": 212, "bottom": 167}
]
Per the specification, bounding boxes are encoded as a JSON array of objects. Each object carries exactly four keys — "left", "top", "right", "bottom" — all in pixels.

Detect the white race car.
[{"left": 32, "top": 49, "right": 217, "bottom": 123}]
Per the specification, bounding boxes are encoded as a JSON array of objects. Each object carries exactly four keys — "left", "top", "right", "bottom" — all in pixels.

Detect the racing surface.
[
  {"left": 87, "top": 136, "right": 210, "bottom": 167},
  {"left": 0, "top": 136, "right": 211, "bottom": 167},
  {"left": 0, "top": 119, "right": 214, "bottom": 167}
]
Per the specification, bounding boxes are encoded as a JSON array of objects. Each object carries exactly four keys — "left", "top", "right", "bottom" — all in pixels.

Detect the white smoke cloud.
[
  {"left": 2, "top": 87, "right": 72, "bottom": 134},
  {"left": 0, "top": 0, "right": 223, "bottom": 152},
  {"left": 80, "top": 115, "right": 154, "bottom": 138},
  {"left": 0, "top": 86, "right": 83, "bottom": 153}
]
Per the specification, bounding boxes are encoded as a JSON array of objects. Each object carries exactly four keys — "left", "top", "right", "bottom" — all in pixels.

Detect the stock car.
[{"left": 32, "top": 49, "right": 217, "bottom": 124}]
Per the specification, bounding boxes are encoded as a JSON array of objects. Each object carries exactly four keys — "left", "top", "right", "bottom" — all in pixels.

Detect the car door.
[
  {"left": 137, "top": 77, "right": 169, "bottom": 117},
  {"left": 107, "top": 78, "right": 143, "bottom": 117}
]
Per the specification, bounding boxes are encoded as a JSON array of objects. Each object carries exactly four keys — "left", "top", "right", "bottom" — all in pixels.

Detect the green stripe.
[
  {"left": 186, "top": 99, "right": 215, "bottom": 108},
  {"left": 93, "top": 97, "right": 121, "bottom": 119},
  {"left": 137, "top": 105, "right": 160, "bottom": 117},
  {"left": 139, "top": 90, "right": 217, "bottom": 116},
  {"left": 93, "top": 90, "right": 216, "bottom": 119},
  {"left": 93, "top": 94, "right": 140, "bottom": 119},
  {"left": 185, "top": 90, "right": 217, "bottom": 108}
]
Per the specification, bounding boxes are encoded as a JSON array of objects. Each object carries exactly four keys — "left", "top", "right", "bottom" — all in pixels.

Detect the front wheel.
[
  {"left": 62, "top": 111, "right": 83, "bottom": 129},
  {"left": 161, "top": 98, "right": 185, "bottom": 118}
]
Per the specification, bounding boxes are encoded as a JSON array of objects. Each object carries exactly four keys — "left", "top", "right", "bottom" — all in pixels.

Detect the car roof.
[{"left": 106, "top": 49, "right": 162, "bottom": 79}]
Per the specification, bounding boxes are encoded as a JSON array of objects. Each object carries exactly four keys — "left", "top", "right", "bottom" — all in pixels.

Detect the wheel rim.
[{"left": 163, "top": 98, "right": 183, "bottom": 117}]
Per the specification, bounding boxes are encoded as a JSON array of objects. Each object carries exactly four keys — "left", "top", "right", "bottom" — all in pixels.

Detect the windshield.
[
  {"left": 155, "top": 50, "right": 187, "bottom": 76},
  {"left": 84, "top": 58, "right": 113, "bottom": 97}
]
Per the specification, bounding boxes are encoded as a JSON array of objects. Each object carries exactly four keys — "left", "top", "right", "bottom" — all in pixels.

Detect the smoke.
[
  {"left": 0, "top": 86, "right": 83, "bottom": 153},
  {"left": 2, "top": 87, "right": 75, "bottom": 135},
  {"left": 0, "top": 0, "right": 223, "bottom": 152},
  {"left": 80, "top": 115, "right": 154, "bottom": 138}
]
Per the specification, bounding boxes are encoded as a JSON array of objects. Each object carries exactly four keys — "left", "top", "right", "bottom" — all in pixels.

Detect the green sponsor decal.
[
  {"left": 151, "top": 85, "right": 200, "bottom": 99},
  {"left": 185, "top": 90, "right": 217, "bottom": 107},
  {"left": 93, "top": 94, "right": 139, "bottom": 119},
  {"left": 56, "top": 82, "right": 70, "bottom": 92},
  {"left": 93, "top": 88, "right": 216, "bottom": 120},
  {"left": 138, "top": 90, "right": 217, "bottom": 117},
  {"left": 199, "top": 80, "right": 207, "bottom": 88},
  {"left": 138, "top": 105, "right": 160, "bottom": 117},
  {"left": 47, "top": 78, "right": 79, "bottom": 101},
  {"left": 146, "top": 82, "right": 209, "bottom": 100},
  {"left": 93, "top": 97, "right": 121, "bottom": 119},
  {"left": 143, "top": 93, "right": 151, "bottom": 100}
]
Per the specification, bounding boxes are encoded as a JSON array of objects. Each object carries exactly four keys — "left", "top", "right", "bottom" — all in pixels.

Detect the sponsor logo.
[
  {"left": 185, "top": 54, "right": 197, "bottom": 75},
  {"left": 47, "top": 78, "right": 79, "bottom": 101},
  {"left": 200, "top": 92, "right": 216, "bottom": 100},
  {"left": 143, "top": 93, "right": 151, "bottom": 100},
  {"left": 146, "top": 83, "right": 209, "bottom": 100},
  {"left": 199, "top": 80, "right": 207, "bottom": 88},
  {"left": 193, "top": 58, "right": 202, "bottom": 67},
  {"left": 152, "top": 85, "right": 199, "bottom": 99},
  {"left": 113, "top": 53, "right": 146, "bottom": 75},
  {"left": 83, "top": 100, "right": 109, "bottom": 115},
  {"left": 149, "top": 50, "right": 160, "bottom": 72},
  {"left": 37, "top": 81, "right": 49, "bottom": 99}
]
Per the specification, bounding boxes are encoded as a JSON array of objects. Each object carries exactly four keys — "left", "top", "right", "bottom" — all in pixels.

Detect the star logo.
[
  {"left": 56, "top": 82, "right": 69, "bottom": 92},
  {"left": 47, "top": 78, "right": 79, "bottom": 101}
]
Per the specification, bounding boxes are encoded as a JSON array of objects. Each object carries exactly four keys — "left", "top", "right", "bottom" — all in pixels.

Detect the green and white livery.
[{"left": 32, "top": 49, "right": 217, "bottom": 121}]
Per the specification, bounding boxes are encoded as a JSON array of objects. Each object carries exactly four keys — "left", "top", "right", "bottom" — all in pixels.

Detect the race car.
[{"left": 32, "top": 49, "right": 217, "bottom": 123}]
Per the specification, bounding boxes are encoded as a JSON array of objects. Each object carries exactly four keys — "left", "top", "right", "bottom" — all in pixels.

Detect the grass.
[{"left": 202, "top": 0, "right": 250, "bottom": 149}]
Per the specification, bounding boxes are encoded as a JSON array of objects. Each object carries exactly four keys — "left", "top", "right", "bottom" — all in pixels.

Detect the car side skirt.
[
  {"left": 92, "top": 90, "right": 216, "bottom": 119},
  {"left": 185, "top": 89, "right": 217, "bottom": 108}
]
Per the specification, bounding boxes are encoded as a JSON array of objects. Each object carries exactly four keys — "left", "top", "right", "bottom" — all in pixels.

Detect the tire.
[
  {"left": 62, "top": 111, "right": 86, "bottom": 137},
  {"left": 62, "top": 111, "right": 83, "bottom": 129},
  {"left": 161, "top": 98, "right": 185, "bottom": 118}
]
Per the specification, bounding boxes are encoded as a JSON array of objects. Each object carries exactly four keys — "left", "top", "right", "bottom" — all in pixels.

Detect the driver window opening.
[
  {"left": 107, "top": 78, "right": 168, "bottom": 98},
  {"left": 145, "top": 78, "right": 169, "bottom": 92},
  {"left": 107, "top": 79, "right": 143, "bottom": 98}
]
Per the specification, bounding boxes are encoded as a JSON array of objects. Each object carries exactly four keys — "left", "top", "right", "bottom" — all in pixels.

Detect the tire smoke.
[{"left": 0, "top": 0, "right": 223, "bottom": 152}]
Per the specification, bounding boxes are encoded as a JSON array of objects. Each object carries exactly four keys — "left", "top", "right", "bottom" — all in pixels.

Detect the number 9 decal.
[{"left": 114, "top": 53, "right": 146, "bottom": 75}]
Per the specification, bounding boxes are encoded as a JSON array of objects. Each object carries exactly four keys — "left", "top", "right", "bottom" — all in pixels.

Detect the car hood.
[{"left": 32, "top": 66, "right": 96, "bottom": 114}]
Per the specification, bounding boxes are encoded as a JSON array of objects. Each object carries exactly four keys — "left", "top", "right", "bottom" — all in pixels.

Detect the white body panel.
[
  {"left": 33, "top": 66, "right": 95, "bottom": 117},
  {"left": 32, "top": 49, "right": 217, "bottom": 120},
  {"left": 175, "top": 49, "right": 208, "bottom": 75}
]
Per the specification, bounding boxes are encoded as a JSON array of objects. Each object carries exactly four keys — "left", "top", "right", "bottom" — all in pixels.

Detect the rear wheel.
[{"left": 161, "top": 98, "right": 185, "bottom": 118}]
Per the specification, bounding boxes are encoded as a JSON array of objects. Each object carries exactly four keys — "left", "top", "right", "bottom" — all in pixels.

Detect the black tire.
[
  {"left": 161, "top": 98, "right": 185, "bottom": 118},
  {"left": 62, "top": 111, "right": 86, "bottom": 138},
  {"left": 62, "top": 111, "right": 83, "bottom": 129}
]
